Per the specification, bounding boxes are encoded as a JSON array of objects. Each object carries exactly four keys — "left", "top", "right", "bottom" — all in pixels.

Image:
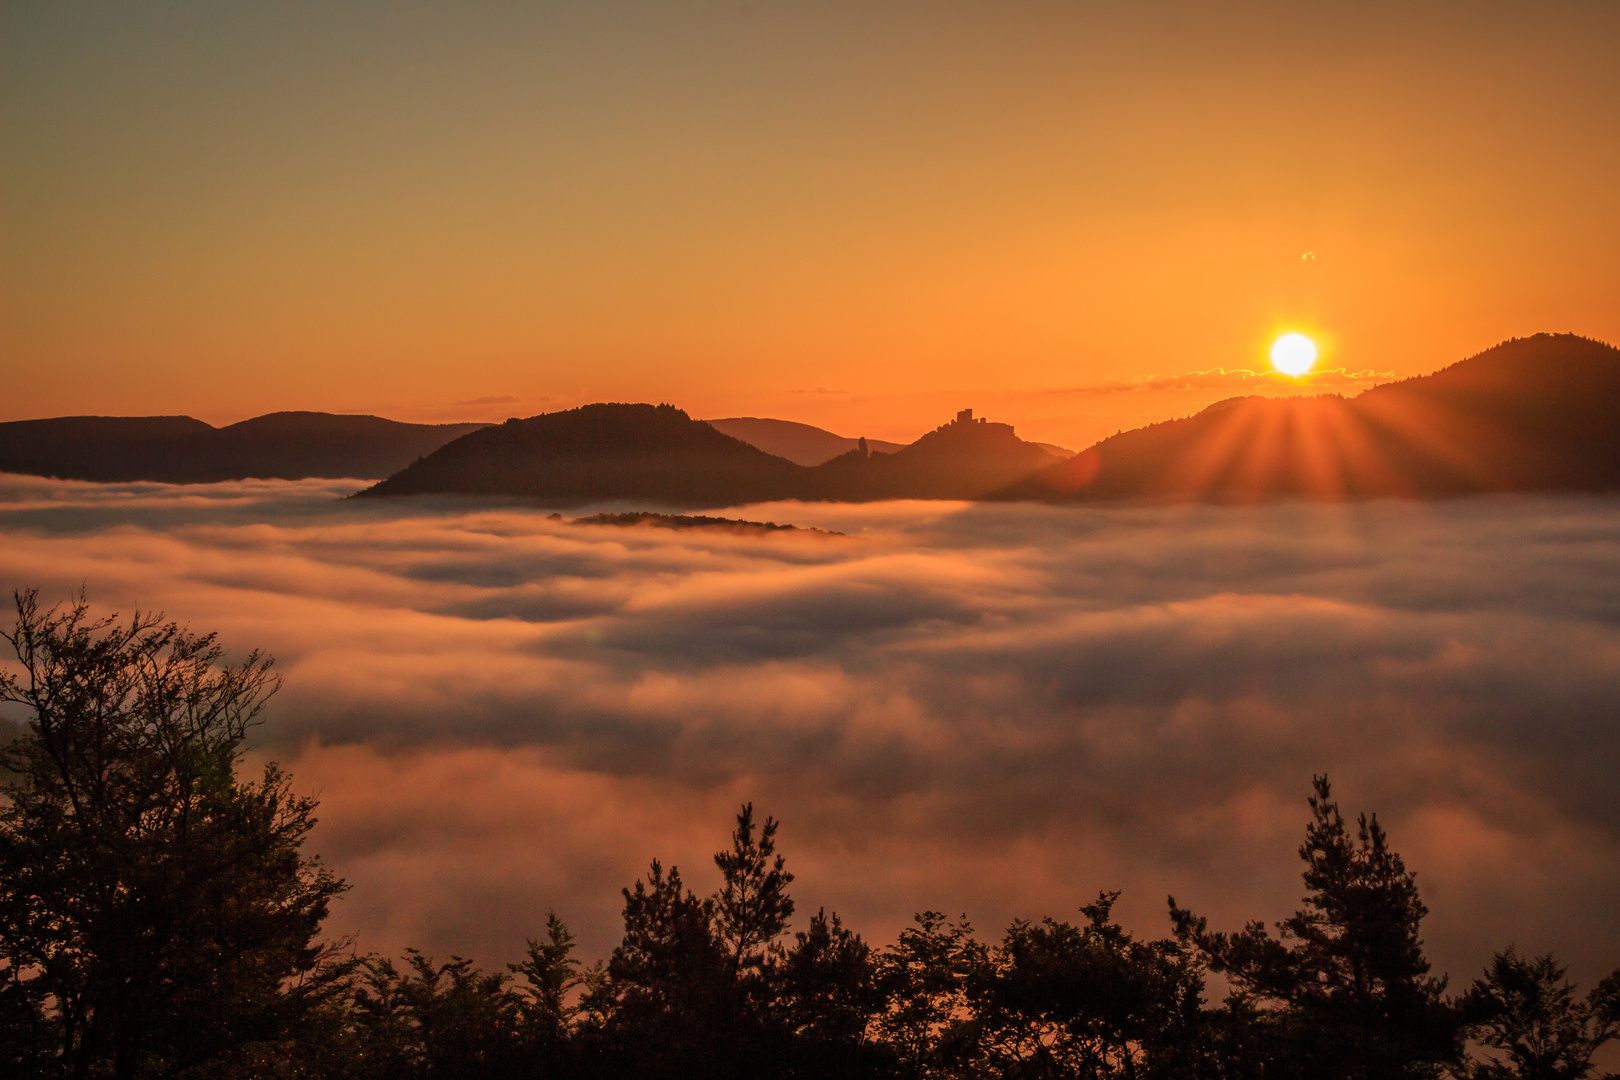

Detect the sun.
[{"left": 1270, "top": 333, "right": 1317, "bottom": 376}]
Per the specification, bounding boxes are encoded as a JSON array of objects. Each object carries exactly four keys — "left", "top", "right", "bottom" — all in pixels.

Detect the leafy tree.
[
  {"left": 349, "top": 952, "right": 524, "bottom": 1080},
  {"left": 874, "top": 911, "right": 988, "bottom": 1079},
  {"left": 1458, "top": 948, "right": 1620, "bottom": 1079},
  {"left": 0, "top": 590, "right": 347, "bottom": 1080},
  {"left": 509, "top": 913, "right": 586, "bottom": 1050},
  {"left": 591, "top": 804, "right": 891, "bottom": 1078},
  {"left": 1169, "top": 775, "right": 1461, "bottom": 1079},
  {"left": 973, "top": 891, "right": 1206, "bottom": 1079},
  {"left": 599, "top": 858, "right": 734, "bottom": 1075},
  {"left": 780, "top": 908, "right": 888, "bottom": 1076}
]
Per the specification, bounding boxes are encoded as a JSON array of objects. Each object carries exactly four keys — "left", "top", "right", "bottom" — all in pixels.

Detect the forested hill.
[
  {"left": 357, "top": 405, "right": 1065, "bottom": 505},
  {"left": 992, "top": 333, "right": 1620, "bottom": 502},
  {"left": 358, "top": 403, "right": 810, "bottom": 505},
  {"left": 0, "top": 412, "right": 487, "bottom": 483},
  {"left": 709, "top": 415, "right": 1074, "bottom": 467},
  {"left": 810, "top": 410, "right": 1065, "bottom": 500}
]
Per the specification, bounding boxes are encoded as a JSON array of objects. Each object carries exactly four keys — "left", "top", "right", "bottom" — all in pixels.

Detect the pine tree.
[{"left": 1169, "top": 775, "right": 1461, "bottom": 1078}]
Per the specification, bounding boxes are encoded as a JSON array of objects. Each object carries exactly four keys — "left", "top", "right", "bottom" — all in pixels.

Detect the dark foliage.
[
  {"left": 575, "top": 511, "right": 839, "bottom": 535},
  {"left": 0, "top": 590, "right": 348, "bottom": 1080},
  {"left": 349, "top": 952, "right": 526, "bottom": 1079},
  {"left": 599, "top": 858, "right": 738, "bottom": 1075},
  {"left": 1169, "top": 775, "right": 1462, "bottom": 1078},
  {"left": 969, "top": 892, "right": 1207, "bottom": 1078},
  {"left": 1458, "top": 949, "right": 1620, "bottom": 1079},
  {"left": 781, "top": 908, "right": 887, "bottom": 1075}
]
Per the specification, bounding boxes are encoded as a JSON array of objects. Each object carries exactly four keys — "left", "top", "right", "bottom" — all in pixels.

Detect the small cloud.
[
  {"left": 1283, "top": 367, "right": 1393, "bottom": 386},
  {"left": 454, "top": 395, "right": 525, "bottom": 407},
  {"left": 789, "top": 387, "right": 851, "bottom": 396}
]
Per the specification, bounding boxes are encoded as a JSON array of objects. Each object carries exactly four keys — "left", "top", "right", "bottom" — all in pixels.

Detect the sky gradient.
[{"left": 5, "top": 2, "right": 1620, "bottom": 448}]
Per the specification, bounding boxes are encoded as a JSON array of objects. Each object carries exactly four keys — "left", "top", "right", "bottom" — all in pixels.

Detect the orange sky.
[{"left": 4, "top": 2, "right": 1618, "bottom": 450}]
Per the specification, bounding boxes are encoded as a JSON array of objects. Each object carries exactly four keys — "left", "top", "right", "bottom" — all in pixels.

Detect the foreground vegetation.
[{"left": 1, "top": 591, "right": 1616, "bottom": 1079}]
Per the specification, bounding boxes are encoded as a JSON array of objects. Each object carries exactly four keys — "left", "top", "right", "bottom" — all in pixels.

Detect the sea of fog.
[{"left": 1, "top": 473, "right": 1617, "bottom": 987}]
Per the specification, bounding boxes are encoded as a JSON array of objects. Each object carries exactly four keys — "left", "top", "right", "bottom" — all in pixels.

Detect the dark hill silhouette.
[
  {"left": 706, "top": 417, "right": 906, "bottom": 466},
  {"left": 359, "top": 404, "right": 1063, "bottom": 505},
  {"left": 993, "top": 333, "right": 1620, "bottom": 502},
  {"left": 810, "top": 409, "right": 1064, "bottom": 500},
  {"left": 14, "top": 334, "right": 1609, "bottom": 502},
  {"left": 709, "top": 414, "right": 1074, "bottom": 465},
  {"left": 573, "top": 512, "right": 841, "bottom": 536},
  {"left": 358, "top": 403, "right": 809, "bottom": 505},
  {"left": 0, "top": 412, "right": 485, "bottom": 483}
]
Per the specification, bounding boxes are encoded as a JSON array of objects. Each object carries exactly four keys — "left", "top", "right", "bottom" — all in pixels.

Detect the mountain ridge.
[
  {"left": 8, "top": 334, "right": 1616, "bottom": 503},
  {"left": 0, "top": 412, "right": 487, "bottom": 483},
  {"left": 705, "top": 417, "right": 907, "bottom": 465},
  {"left": 708, "top": 415, "right": 1073, "bottom": 464},
  {"left": 357, "top": 405, "right": 1063, "bottom": 505},
  {"left": 992, "top": 333, "right": 1620, "bottom": 502}
]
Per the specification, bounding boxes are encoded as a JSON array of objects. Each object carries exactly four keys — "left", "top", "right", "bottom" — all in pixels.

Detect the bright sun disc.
[{"left": 1271, "top": 333, "right": 1317, "bottom": 376}]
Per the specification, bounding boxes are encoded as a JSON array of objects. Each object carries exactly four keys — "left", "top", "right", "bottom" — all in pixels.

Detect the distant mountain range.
[
  {"left": 364, "top": 334, "right": 1620, "bottom": 506},
  {"left": 706, "top": 417, "right": 907, "bottom": 465},
  {"left": 994, "top": 333, "right": 1620, "bottom": 502},
  {"left": 357, "top": 405, "right": 1064, "bottom": 504},
  {"left": 0, "top": 412, "right": 486, "bottom": 483},
  {"left": 708, "top": 416, "right": 1073, "bottom": 465},
  {"left": 7, "top": 334, "right": 1617, "bottom": 503}
]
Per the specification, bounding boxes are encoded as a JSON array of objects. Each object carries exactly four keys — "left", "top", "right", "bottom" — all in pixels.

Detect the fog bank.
[{"left": 2, "top": 473, "right": 1617, "bottom": 986}]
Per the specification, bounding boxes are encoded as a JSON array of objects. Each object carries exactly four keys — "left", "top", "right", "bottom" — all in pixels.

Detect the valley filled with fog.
[{"left": 2, "top": 472, "right": 1616, "bottom": 986}]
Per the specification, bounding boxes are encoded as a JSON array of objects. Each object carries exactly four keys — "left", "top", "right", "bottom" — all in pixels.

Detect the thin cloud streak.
[
  {"left": 0, "top": 475, "right": 1617, "bottom": 984},
  {"left": 1045, "top": 367, "right": 1395, "bottom": 396}
]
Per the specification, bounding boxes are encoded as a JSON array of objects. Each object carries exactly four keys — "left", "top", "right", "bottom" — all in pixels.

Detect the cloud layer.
[{"left": 1, "top": 473, "right": 1617, "bottom": 986}]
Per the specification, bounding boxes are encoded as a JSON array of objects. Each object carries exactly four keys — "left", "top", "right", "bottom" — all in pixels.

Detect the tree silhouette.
[
  {"left": 350, "top": 950, "right": 528, "bottom": 1080},
  {"left": 599, "top": 858, "right": 734, "bottom": 1075},
  {"left": 1458, "top": 948, "right": 1620, "bottom": 1079},
  {"left": 781, "top": 908, "right": 886, "bottom": 1075},
  {"left": 873, "top": 911, "right": 987, "bottom": 1078},
  {"left": 713, "top": 803, "right": 795, "bottom": 979},
  {"left": 509, "top": 912, "right": 587, "bottom": 1053},
  {"left": 0, "top": 590, "right": 346, "bottom": 1080},
  {"left": 1169, "top": 775, "right": 1461, "bottom": 1078},
  {"left": 974, "top": 891, "right": 1206, "bottom": 1078},
  {"left": 589, "top": 804, "right": 890, "bottom": 1077}
]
